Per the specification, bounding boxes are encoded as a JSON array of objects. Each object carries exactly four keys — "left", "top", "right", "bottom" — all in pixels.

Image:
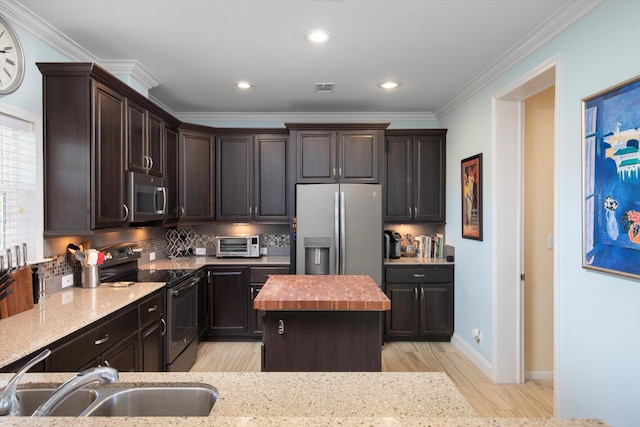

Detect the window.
[{"left": 0, "top": 103, "right": 43, "bottom": 265}]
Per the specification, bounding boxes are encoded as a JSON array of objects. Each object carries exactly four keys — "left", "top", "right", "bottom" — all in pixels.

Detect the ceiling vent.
[{"left": 314, "top": 83, "right": 335, "bottom": 94}]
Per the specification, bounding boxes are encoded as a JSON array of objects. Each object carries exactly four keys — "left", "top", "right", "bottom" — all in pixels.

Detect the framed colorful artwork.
[
  {"left": 583, "top": 74, "right": 640, "bottom": 279},
  {"left": 461, "top": 153, "right": 482, "bottom": 240}
]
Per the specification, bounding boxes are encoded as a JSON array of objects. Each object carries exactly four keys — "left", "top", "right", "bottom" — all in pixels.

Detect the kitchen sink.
[
  {"left": 13, "top": 385, "right": 218, "bottom": 417},
  {"left": 16, "top": 388, "right": 98, "bottom": 416},
  {"left": 83, "top": 386, "right": 218, "bottom": 417}
]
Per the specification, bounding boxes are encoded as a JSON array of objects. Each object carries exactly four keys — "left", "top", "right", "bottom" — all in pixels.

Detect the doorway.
[
  {"left": 491, "top": 56, "right": 558, "bottom": 394},
  {"left": 523, "top": 87, "right": 555, "bottom": 380}
]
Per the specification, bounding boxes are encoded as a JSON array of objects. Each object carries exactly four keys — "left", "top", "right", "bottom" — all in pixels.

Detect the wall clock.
[{"left": 0, "top": 14, "right": 25, "bottom": 95}]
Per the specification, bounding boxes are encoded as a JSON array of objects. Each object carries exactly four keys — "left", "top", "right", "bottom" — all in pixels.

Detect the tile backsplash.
[{"left": 37, "top": 226, "right": 291, "bottom": 296}]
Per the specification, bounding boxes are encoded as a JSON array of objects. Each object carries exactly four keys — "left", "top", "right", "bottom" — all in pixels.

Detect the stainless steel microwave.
[
  {"left": 216, "top": 235, "right": 261, "bottom": 258},
  {"left": 126, "top": 171, "right": 168, "bottom": 222}
]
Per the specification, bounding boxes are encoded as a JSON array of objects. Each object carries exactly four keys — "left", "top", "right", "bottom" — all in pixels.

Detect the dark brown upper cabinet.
[
  {"left": 126, "top": 99, "right": 165, "bottom": 177},
  {"left": 38, "top": 62, "right": 179, "bottom": 234},
  {"left": 287, "top": 123, "right": 388, "bottom": 184},
  {"left": 163, "top": 126, "right": 179, "bottom": 222},
  {"left": 178, "top": 124, "right": 215, "bottom": 222},
  {"left": 216, "top": 130, "right": 289, "bottom": 222},
  {"left": 384, "top": 129, "right": 447, "bottom": 223}
]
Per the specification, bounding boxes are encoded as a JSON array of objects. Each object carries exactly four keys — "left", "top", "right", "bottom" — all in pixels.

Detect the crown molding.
[
  {"left": 175, "top": 111, "right": 438, "bottom": 124},
  {"left": 100, "top": 60, "right": 161, "bottom": 90},
  {"left": 1, "top": 0, "right": 97, "bottom": 62},
  {"left": 434, "top": 0, "right": 605, "bottom": 118},
  {"left": 3, "top": 0, "right": 605, "bottom": 120}
]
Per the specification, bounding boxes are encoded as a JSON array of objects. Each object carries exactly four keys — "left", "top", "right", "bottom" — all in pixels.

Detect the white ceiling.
[{"left": 11, "top": 0, "right": 599, "bottom": 118}]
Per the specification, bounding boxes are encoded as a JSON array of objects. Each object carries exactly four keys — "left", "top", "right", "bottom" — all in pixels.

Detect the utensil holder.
[{"left": 81, "top": 264, "right": 100, "bottom": 288}]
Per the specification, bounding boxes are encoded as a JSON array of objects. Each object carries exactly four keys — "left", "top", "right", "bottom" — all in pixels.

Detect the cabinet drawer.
[
  {"left": 138, "top": 290, "right": 164, "bottom": 328},
  {"left": 250, "top": 267, "right": 289, "bottom": 283},
  {"left": 385, "top": 266, "right": 453, "bottom": 284},
  {"left": 48, "top": 306, "right": 138, "bottom": 371}
]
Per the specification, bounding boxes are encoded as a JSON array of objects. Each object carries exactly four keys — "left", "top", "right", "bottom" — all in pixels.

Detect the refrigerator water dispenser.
[{"left": 304, "top": 237, "right": 331, "bottom": 275}]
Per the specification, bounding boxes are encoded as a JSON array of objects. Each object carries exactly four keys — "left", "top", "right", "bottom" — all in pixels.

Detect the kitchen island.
[{"left": 254, "top": 274, "right": 390, "bottom": 372}]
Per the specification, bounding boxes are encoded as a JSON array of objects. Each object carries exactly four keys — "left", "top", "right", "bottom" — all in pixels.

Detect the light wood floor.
[{"left": 190, "top": 341, "right": 554, "bottom": 418}]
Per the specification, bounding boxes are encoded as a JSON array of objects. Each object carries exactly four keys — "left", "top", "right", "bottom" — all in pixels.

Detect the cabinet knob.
[
  {"left": 147, "top": 304, "right": 158, "bottom": 313},
  {"left": 413, "top": 274, "right": 426, "bottom": 278},
  {"left": 278, "top": 319, "right": 285, "bottom": 335},
  {"left": 160, "top": 318, "right": 167, "bottom": 336},
  {"left": 414, "top": 288, "right": 418, "bottom": 300},
  {"left": 122, "top": 204, "right": 129, "bottom": 221}
]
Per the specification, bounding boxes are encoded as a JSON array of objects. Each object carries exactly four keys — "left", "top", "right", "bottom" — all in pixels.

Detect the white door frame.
[{"left": 491, "top": 55, "right": 559, "bottom": 390}]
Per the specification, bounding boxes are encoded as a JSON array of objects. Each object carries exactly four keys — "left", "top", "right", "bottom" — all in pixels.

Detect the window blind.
[{"left": 0, "top": 110, "right": 37, "bottom": 265}]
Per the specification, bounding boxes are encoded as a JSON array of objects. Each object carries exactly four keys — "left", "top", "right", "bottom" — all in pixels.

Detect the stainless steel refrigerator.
[{"left": 296, "top": 183, "right": 382, "bottom": 286}]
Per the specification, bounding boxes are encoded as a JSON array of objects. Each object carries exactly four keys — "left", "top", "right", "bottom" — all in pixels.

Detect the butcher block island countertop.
[
  {"left": 255, "top": 275, "right": 390, "bottom": 372},
  {"left": 254, "top": 274, "right": 390, "bottom": 311}
]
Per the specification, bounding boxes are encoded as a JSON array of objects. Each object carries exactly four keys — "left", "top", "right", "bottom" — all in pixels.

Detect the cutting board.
[{"left": 0, "top": 265, "right": 34, "bottom": 318}]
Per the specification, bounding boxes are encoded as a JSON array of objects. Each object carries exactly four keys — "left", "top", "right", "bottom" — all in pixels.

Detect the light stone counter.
[
  {"left": 0, "top": 282, "right": 165, "bottom": 369},
  {"left": 139, "top": 255, "right": 290, "bottom": 270},
  {"left": 0, "top": 372, "right": 606, "bottom": 426}
]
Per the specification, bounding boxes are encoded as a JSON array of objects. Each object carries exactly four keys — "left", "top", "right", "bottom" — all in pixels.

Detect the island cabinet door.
[{"left": 262, "top": 311, "right": 382, "bottom": 372}]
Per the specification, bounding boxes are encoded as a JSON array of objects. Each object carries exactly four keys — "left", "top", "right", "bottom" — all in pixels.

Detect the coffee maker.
[{"left": 384, "top": 230, "right": 402, "bottom": 259}]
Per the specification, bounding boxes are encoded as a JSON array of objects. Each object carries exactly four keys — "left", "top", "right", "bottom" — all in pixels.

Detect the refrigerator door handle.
[
  {"left": 340, "top": 191, "right": 346, "bottom": 274},
  {"left": 334, "top": 191, "right": 340, "bottom": 274}
]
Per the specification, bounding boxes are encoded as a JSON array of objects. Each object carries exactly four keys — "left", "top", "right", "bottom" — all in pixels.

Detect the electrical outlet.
[
  {"left": 61, "top": 274, "right": 74, "bottom": 288},
  {"left": 472, "top": 328, "right": 482, "bottom": 344},
  {"left": 195, "top": 248, "right": 206, "bottom": 256},
  {"left": 149, "top": 251, "right": 156, "bottom": 261}
]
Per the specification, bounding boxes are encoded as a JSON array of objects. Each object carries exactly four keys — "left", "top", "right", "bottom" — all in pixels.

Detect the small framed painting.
[
  {"left": 461, "top": 153, "right": 482, "bottom": 240},
  {"left": 583, "top": 74, "right": 640, "bottom": 280}
]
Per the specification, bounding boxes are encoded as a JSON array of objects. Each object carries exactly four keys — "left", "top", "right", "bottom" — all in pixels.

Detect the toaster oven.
[{"left": 215, "top": 235, "right": 261, "bottom": 258}]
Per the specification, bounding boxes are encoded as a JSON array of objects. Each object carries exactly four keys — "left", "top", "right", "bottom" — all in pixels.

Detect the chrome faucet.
[
  {"left": 32, "top": 365, "right": 118, "bottom": 417},
  {"left": 0, "top": 349, "right": 51, "bottom": 416}
]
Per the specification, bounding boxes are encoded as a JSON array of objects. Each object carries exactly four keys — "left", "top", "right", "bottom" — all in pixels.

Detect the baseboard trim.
[
  {"left": 525, "top": 370, "right": 554, "bottom": 380},
  {"left": 451, "top": 333, "right": 493, "bottom": 380}
]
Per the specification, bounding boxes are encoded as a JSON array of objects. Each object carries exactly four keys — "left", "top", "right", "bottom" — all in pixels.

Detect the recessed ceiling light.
[
  {"left": 236, "top": 81, "right": 253, "bottom": 89},
  {"left": 379, "top": 81, "right": 400, "bottom": 90},
  {"left": 305, "top": 30, "right": 331, "bottom": 43}
]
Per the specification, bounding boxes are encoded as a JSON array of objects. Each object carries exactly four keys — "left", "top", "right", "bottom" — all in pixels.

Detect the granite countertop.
[
  {"left": 254, "top": 274, "right": 390, "bottom": 311},
  {"left": 0, "top": 371, "right": 606, "bottom": 426},
  {"left": 0, "top": 282, "right": 165, "bottom": 369},
  {"left": 385, "top": 256, "right": 454, "bottom": 266},
  {"left": 139, "top": 255, "right": 290, "bottom": 270}
]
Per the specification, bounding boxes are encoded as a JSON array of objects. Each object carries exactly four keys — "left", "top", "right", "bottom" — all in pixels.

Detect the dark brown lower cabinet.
[
  {"left": 207, "top": 267, "right": 249, "bottom": 337},
  {"left": 101, "top": 332, "right": 139, "bottom": 372},
  {"left": 47, "top": 306, "right": 139, "bottom": 372},
  {"left": 262, "top": 311, "right": 382, "bottom": 372},
  {"left": 384, "top": 265, "right": 454, "bottom": 342},
  {"left": 205, "top": 265, "right": 289, "bottom": 340},
  {"left": 1, "top": 289, "right": 166, "bottom": 373},
  {"left": 139, "top": 320, "right": 165, "bottom": 372},
  {"left": 138, "top": 290, "right": 165, "bottom": 371}
]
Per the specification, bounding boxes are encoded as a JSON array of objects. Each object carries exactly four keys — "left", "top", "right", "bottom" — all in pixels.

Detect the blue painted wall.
[{"left": 440, "top": 1, "right": 640, "bottom": 425}]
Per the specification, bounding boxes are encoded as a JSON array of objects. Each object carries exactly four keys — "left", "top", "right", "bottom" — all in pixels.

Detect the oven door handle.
[{"left": 171, "top": 276, "right": 199, "bottom": 296}]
